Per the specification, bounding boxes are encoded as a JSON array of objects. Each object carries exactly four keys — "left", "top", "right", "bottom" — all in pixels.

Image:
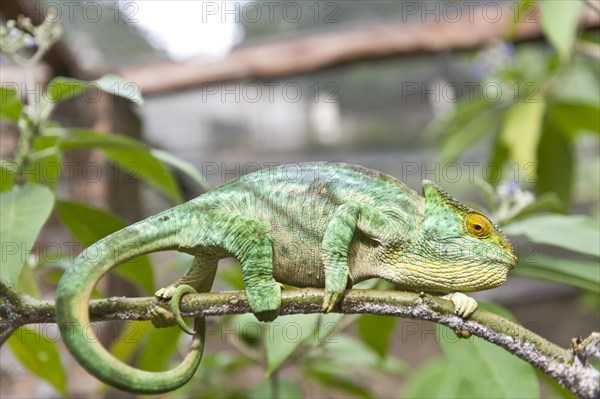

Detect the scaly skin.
[{"left": 56, "top": 162, "right": 517, "bottom": 394}]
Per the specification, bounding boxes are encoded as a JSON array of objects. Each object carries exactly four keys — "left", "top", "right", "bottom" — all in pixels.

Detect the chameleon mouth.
[
  {"left": 496, "top": 255, "right": 517, "bottom": 271},
  {"left": 506, "top": 253, "right": 518, "bottom": 270}
]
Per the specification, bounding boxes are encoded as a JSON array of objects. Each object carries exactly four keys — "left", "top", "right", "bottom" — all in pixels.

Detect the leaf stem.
[{"left": 269, "top": 370, "right": 280, "bottom": 399}]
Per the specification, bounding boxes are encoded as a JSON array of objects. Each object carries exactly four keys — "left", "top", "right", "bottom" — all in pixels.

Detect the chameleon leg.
[
  {"left": 321, "top": 202, "right": 399, "bottom": 312},
  {"left": 236, "top": 221, "right": 281, "bottom": 323},
  {"left": 153, "top": 255, "right": 219, "bottom": 332},
  {"left": 197, "top": 214, "right": 281, "bottom": 322},
  {"left": 155, "top": 254, "right": 220, "bottom": 299}
]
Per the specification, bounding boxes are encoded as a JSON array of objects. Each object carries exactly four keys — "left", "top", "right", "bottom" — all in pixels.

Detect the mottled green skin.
[{"left": 56, "top": 162, "right": 516, "bottom": 394}]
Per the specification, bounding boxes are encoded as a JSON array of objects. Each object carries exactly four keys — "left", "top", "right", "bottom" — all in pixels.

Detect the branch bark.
[{"left": 0, "top": 280, "right": 598, "bottom": 398}]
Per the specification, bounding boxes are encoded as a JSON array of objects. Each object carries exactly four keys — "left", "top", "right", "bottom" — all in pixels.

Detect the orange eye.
[{"left": 465, "top": 213, "right": 492, "bottom": 238}]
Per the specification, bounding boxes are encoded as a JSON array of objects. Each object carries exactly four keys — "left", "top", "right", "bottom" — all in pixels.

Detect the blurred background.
[{"left": 0, "top": 1, "right": 599, "bottom": 398}]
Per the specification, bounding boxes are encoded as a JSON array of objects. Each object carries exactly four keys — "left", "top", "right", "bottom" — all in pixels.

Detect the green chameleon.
[{"left": 56, "top": 162, "right": 516, "bottom": 393}]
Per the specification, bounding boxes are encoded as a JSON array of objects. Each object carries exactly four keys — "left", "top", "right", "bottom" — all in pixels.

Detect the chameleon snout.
[{"left": 504, "top": 244, "right": 518, "bottom": 269}]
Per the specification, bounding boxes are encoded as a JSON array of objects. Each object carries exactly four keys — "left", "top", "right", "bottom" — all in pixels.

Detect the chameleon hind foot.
[
  {"left": 443, "top": 292, "right": 478, "bottom": 318},
  {"left": 149, "top": 305, "right": 176, "bottom": 328},
  {"left": 153, "top": 284, "right": 197, "bottom": 334},
  {"left": 247, "top": 281, "right": 283, "bottom": 323}
]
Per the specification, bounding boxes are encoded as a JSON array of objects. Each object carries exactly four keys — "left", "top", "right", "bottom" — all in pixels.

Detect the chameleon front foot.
[
  {"left": 322, "top": 289, "right": 344, "bottom": 313},
  {"left": 322, "top": 273, "right": 351, "bottom": 313},
  {"left": 155, "top": 285, "right": 177, "bottom": 300},
  {"left": 154, "top": 284, "right": 197, "bottom": 334},
  {"left": 443, "top": 292, "right": 478, "bottom": 318}
]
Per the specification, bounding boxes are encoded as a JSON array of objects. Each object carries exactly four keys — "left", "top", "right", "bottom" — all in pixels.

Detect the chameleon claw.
[
  {"left": 443, "top": 292, "right": 478, "bottom": 318},
  {"left": 322, "top": 290, "right": 342, "bottom": 313},
  {"left": 170, "top": 284, "right": 197, "bottom": 335}
]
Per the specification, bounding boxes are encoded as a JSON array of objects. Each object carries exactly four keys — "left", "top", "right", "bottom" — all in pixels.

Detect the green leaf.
[
  {"left": 312, "top": 313, "right": 344, "bottom": 345},
  {"left": 151, "top": 149, "right": 210, "bottom": 192},
  {"left": 515, "top": 255, "right": 599, "bottom": 293},
  {"left": 41, "top": 268, "right": 106, "bottom": 298},
  {"left": 60, "top": 129, "right": 182, "bottom": 203},
  {"left": 40, "top": 121, "right": 69, "bottom": 137},
  {"left": 319, "top": 334, "right": 408, "bottom": 374},
  {"left": 25, "top": 136, "right": 63, "bottom": 189},
  {"left": 490, "top": 135, "right": 510, "bottom": 184},
  {"left": 55, "top": 199, "right": 155, "bottom": 294},
  {"left": 425, "top": 96, "right": 501, "bottom": 163},
  {"left": 500, "top": 99, "right": 546, "bottom": 172},
  {"left": 478, "top": 300, "right": 518, "bottom": 322},
  {"left": 45, "top": 77, "right": 89, "bottom": 104},
  {"left": 507, "top": 0, "right": 537, "bottom": 38},
  {"left": 229, "top": 313, "right": 264, "bottom": 347},
  {"left": 264, "top": 313, "right": 320, "bottom": 375},
  {"left": 0, "top": 161, "right": 17, "bottom": 192},
  {"left": 553, "top": 58, "right": 600, "bottom": 104},
  {"left": 305, "top": 364, "right": 373, "bottom": 398},
  {"left": 541, "top": 0, "right": 583, "bottom": 61},
  {"left": 95, "top": 74, "right": 144, "bottom": 106},
  {"left": 438, "top": 320, "right": 540, "bottom": 398},
  {"left": 537, "top": 370, "right": 578, "bottom": 399},
  {"left": 440, "top": 105, "right": 500, "bottom": 163},
  {"left": 356, "top": 314, "right": 397, "bottom": 358},
  {"left": 16, "top": 262, "right": 40, "bottom": 298},
  {"left": 138, "top": 326, "right": 182, "bottom": 371},
  {"left": 193, "top": 351, "right": 254, "bottom": 382},
  {"left": 504, "top": 214, "right": 599, "bottom": 257},
  {"left": 0, "top": 184, "right": 54, "bottom": 285},
  {"left": 250, "top": 378, "right": 305, "bottom": 399},
  {"left": 423, "top": 95, "right": 491, "bottom": 141},
  {"left": 8, "top": 327, "right": 67, "bottom": 395},
  {"left": 550, "top": 102, "right": 600, "bottom": 137},
  {"left": 403, "top": 359, "right": 474, "bottom": 399},
  {"left": 110, "top": 321, "right": 152, "bottom": 363},
  {"left": 473, "top": 177, "right": 499, "bottom": 212},
  {"left": 503, "top": 192, "right": 562, "bottom": 223},
  {"left": 304, "top": 332, "right": 406, "bottom": 397},
  {"left": 42, "top": 268, "right": 109, "bottom": 299},
  {"left": 219, "top": 262, "right": 245, "bottom": 290},
  {"left": 536, "top": 121, "right": 573, "bottom": 209},
  {"left": 0, "top": 86, "right": 23, "bottom": 122},
  {"left": 44, "top": 75, "right": 144, "bottom": 105}
]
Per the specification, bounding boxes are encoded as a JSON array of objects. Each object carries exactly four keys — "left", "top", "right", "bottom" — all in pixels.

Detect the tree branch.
[
  {"left": 117, "top": 7, "right": 600, "bottom": 95},
  {"left": 0, "top": 280, "right": 598, "bottom": 398}
]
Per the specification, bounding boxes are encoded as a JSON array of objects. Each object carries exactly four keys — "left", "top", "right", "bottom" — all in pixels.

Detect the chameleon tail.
[{"left": 56, "top": 206, "right": 204, "bottom": 394}]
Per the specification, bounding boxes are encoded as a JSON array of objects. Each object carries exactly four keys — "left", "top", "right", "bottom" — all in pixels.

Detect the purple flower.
[
  {"left": 9, "top": 27, "right": 21, "bottom": 38},
  {"left": 498, "top": 181, "right": 521, "bottom": 198},
  {"left": 24, "top": 34, "right": 36, "bottom": 48},
  {"left": 473, "top": 41, "right": 515, "bottom": 78}
]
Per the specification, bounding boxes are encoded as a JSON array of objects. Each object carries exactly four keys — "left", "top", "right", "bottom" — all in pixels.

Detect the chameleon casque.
[{"left": 56, "top": 162, "right": 517, "bottom": 393}]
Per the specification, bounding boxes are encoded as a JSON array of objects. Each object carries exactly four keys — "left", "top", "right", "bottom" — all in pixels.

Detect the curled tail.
[{"left": 56, "top": 206, "right": 203, "bottom": 394}]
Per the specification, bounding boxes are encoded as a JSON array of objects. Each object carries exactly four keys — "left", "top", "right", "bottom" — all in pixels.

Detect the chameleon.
[{"left": 56, "top": 162, "right": 516, "bottom": 394}]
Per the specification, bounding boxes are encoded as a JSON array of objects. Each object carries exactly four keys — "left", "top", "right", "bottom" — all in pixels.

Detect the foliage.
[
  {"left": 418, "top": 1, "right": 600, "bottom": 397},
  {"left": 0, "top": 15, "right": 199, "bottom": 395},
  {"left": 427, "top": 1, "right": 599, "bottom": 211},
  {"left": 1, "top": 2, "right": 599, "bottom": 398},
  {"left": 405, "top": 303, "right": 540, "bottom": 399},
  {"left": 423, "top": 0, "right": 600, "bottom": 302}
]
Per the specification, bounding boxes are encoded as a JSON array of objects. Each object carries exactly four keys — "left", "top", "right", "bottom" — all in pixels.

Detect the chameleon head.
[{"left": 391, "top": 180, "right": 517, "bottom": 293}]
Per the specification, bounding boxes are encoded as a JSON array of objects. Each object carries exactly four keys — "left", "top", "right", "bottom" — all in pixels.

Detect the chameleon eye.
[{"left": 465, "top": 213, "right": 492, "bottom": 238}]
